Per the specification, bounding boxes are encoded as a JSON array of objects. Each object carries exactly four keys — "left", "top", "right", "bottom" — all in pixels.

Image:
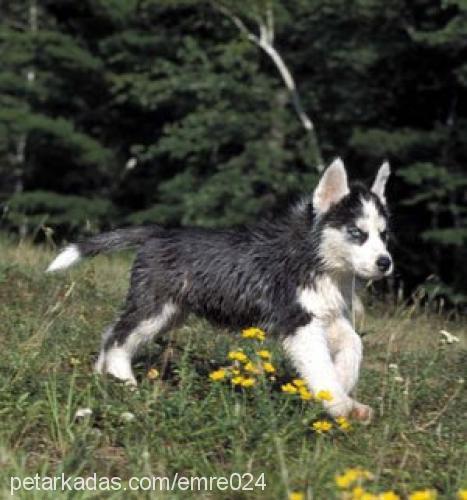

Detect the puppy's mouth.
[{"left": 356, "top": 267, "right": 393, "bottom": 280}]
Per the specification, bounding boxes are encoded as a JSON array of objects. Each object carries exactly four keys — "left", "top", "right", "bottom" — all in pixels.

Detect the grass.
[{"left": 0, "top": 237, "right": 466, "bottom": 499}]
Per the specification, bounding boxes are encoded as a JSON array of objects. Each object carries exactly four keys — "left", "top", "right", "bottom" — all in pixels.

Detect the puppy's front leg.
[
  {"left": 283, "top": 321, "right": 354, "bottom": 418},
  {"left": 327, "top": 319, "right": 362, "bottom": 394},
  {"left": 328, "top": 319, "right": 373, "bottom": 423}
]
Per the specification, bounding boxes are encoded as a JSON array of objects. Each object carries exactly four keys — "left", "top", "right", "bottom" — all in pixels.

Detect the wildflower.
[
  {"left": 209, "top": 369, "right": 226, "bottom": 382},
  {"left": 231, "top": 376, "right": 244, "bottom": 385},
  {"left": 228, "top": 351, "right": 248, "bottom": 363},
  {"left": 281, "top": 383, "right": 298, "bottom": 394},
  {"left": 120, "top": 411, "right": 135, "bottom": 422},
  {"left": 335, "top": 468, "right": 373, "bottom": 489},
  {"left": 262, "top": 362, "right": 276, "bottom": 374},
  {"left": 336, "top": 416, "right": 351, "bottom": 431},
  {"left": 298, "top": 386, "right": 313, "bottom": 400},
  {"left": 292, "top": 378, "right": 306, "bottom": 387},
  {"left": 232, "top": 368, "right": 240, "bottom": 375},
  {"left": 316, "top": 390, "right": 333, "bottom": 401},
  {"left": 240, "top": 377, "right": 256, "bottom": 388},
  {"left": 244, "top": 361, "right": 260, "bottom": 374},
  {"left": 352, "top": 486, "right": 366, "bottom": 499},
  {"left": 312, "top": 420, "right": 332, "bottom": 433},
  {"left": 457, "top": 490, "right": 467, "bottom": 500},
  {"left": 379, "top": 492, "right": 400, "bottom": 500},
  {"left": 288, "top": 492, "right": 304, "bottom": 500},
  {"left": 74, "top": 407, "right": 93, "bottom": 420},
  {"left": 242, "top": 327, "right": 266, "bottom": 341},
  {"left": 147, "top": 367, "right": 159, "bottom": 380},
  {"left": 335, "top": 470, "right": 360, "bottom": 489},
  {"left": 408, "top": 490, "right": 437, "bottom": 500},
  {"left": 256, "top": 349, "right": 271, "bottom": 360}
]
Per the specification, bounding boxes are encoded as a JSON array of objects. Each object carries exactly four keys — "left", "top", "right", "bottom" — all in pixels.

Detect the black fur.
[
  {"left": 106, "top": 208, "right": 319, "bottom": 348},
  {"left": 323, "top": 183, "right": 388, "bottom": 229},
  {"left": 69, "top": 183, "right": 389, "bottom": 352}
]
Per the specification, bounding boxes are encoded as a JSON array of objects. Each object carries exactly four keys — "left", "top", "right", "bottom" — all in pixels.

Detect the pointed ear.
[
  {"left": 312, "top": 158, "right": 350, "bottom": 214},
  {"left": 371, "top": 161, "right": 391, "bottom": 204}
]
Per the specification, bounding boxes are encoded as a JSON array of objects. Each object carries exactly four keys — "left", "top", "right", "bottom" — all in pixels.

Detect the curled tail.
[{"left": 46, "top": 226, "right": 163, "bottom": 272}]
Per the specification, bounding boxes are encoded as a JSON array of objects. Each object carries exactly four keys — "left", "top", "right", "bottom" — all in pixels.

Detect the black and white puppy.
[{"left": 47, "top": 158, "right": 392, "bottom": 421}]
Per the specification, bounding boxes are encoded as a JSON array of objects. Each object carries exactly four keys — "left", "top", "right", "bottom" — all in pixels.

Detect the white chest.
[{"left": 298, "top": 274, "right": 353, "bottom": 322}]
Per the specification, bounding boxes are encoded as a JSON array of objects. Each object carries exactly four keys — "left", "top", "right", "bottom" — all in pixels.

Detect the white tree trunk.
[{"left": 213, "top": 2, "right": 324, "bottom": 171}]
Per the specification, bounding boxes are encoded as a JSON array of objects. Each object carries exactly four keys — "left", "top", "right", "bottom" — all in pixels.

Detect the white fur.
[
  {"left": 319, "top": 227, "right": 352, "bottom": 272},
  {"left": 353, "top": 197, "right": 392, "bottom": 277},
  {"left": 371, "top": 161, "right": 391, "bottom": 204},
  {"left": 95, "top": 302, "right": 178, "bottom": 384},
  {"left": 298, "top": 274, "right": 351, "bottom": 321},
  {"left": 294, "top": 275, "right": 363, "bottom": 412},
  {"left": 326, "top": 318, "right": 362, "bottom": 393},
  {"left": 283, "top": 322, "right": 355, "bottom": 417},
  {"left": 46, "top": 244, "right": 81, "bottom": 272},
  {"left": 100, "top": 346, "right": 137, "bottom": 385},
  {"left": 318, "top": 197, "right": 392, "bottom": 279}
]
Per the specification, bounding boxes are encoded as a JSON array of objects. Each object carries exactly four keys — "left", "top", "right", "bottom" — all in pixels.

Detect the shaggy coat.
[{"left": 47, "top": 159, "right": 392, "bottom": 421}]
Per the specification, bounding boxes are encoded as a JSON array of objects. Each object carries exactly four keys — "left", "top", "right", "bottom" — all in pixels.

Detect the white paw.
[
  {"left": 350, "top": 401, "right": 374, "bottom": 424},
  {"left": 323, "top": 394, "right": 355, "bottom": 418},
  {"left": 98, "top": 347, "right": 137, "bottom": 386}
]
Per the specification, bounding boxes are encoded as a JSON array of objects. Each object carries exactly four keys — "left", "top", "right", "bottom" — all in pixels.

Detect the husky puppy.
[{"left": 47, "top": 158, "right": 392, "bottom": 421}]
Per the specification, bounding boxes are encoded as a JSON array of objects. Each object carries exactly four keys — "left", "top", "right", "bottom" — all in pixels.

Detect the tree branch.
[{"left": 212, "top": 1, "right": 324, "bottom": 171}]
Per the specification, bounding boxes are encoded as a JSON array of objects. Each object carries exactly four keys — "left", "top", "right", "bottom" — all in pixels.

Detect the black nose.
[{"left": 376, "top": 255, "right": 392, "bottom": 273}]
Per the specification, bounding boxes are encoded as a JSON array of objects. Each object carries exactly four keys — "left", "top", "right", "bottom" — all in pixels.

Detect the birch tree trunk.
[
  {"left": 213, "top": 2, "right": 324, "bottom": 171},
  {"left": 15, "top": 0, "right": 37, "bottom": 237}
]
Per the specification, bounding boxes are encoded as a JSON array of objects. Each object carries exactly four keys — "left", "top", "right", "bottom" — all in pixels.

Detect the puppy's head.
[{"left": 313, "top": 158, "right": 392, "bottom": 280}]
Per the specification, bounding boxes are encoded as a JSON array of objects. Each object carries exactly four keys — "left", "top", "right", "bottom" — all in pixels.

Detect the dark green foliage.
[
  {"left": 0, "top": 0, "right": 466, "bottom": 303},
  {"left": 4, "top": 191, "right": 115, "bottom": 237}
]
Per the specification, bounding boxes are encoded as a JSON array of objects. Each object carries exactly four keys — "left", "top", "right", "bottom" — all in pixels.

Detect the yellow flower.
[
  {"left": 312, "top": 420, "right": 332, "bottom": 433},
  {"left": 408, "top": 490, "right": 437, "bottom": 500},
  {"left": 227, "top": 351, "right": 248, "bottom": 363},
  {"left": 352, "top": 486, "right": 366, "bottom": 499},
  {"left": 231, "top": 376, "right": 244, "bottom": 385},
  {"left": 335, "top": 468, "right": 373, "bottom": 489},
  {"left": 289, "top": 493, "right": 304, "bottom": 500},
  {"left": 209, "top": 369, "right": 226, "bottom": 381},
  {"left": 281, "top": 383, "right": 298, "bottom": 394},
  {"left": 262, "top": 362, "right": 276, "bottom": 374},
  {"left": 292, "top": 378, "right": 306, "bottom": 387},
  {"left": 335, "top": 474, "right": 353, "bottom": 489},
  {"left": 336, "top": 416, "right": 351, "bottom": 431},
  {"left": 458, "top": 490, "right": 467, "bottom": 500},
  {"left": 361, "top": 494, "right": 378, "bottom": 500},
  {"left": 147, "top": 367, "right": 159, "bottom": 380},
  {"left": 298, "top": 386, "right": 313, "bottom": 400},
  {"left": 316, "top": 390, "right": 333, "bottom": 401},
  {"left": 244, "top": 361, "right": 260, "bottom": 374},
  {"left": 240, "top": 377, "right": 256, "bottom": 388},
  {"left": 379, "top": 492, "right": 400, "bottom": 500},
  {"left": 242, "top": 327, "right": 266, "bottom": 341},
  {"left": 256, "top": 349, "right": 271, "bottom": 360},
  {"left": 232, "top": 368, "right": 240, "bottom": 375},
  {"left": 335, "top": 470, "right": 359, "bottom": 489}
]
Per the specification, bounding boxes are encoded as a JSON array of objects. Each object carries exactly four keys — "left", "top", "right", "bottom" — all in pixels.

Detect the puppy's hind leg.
[{"left": 96, "top": 300, "right": 180, "bottom": 385}]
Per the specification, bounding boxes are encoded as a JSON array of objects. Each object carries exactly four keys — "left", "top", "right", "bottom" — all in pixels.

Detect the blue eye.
[{"left": 347, "top": 226, "right": 368, "bottom": 243}]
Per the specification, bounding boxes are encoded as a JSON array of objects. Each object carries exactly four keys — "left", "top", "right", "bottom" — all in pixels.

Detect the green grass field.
[{"left": 0, "top": 238, "right": 466, "bottom": 499}]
